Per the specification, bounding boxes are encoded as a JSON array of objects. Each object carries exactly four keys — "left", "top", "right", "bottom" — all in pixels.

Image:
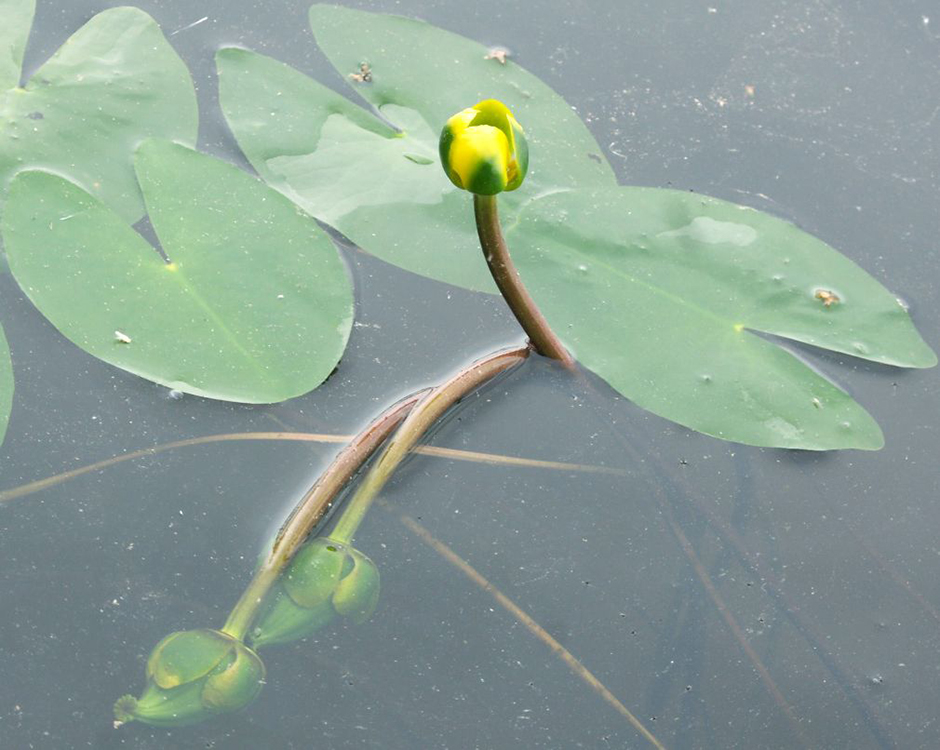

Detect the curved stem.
[
  {"left": 221, "top": 390, "right": 427, "bottom": 641},
  {"left": 329, "top": 344, "right": 530, "bottom": 545},
  {"left": 473, "top": 194, "right": 574, "bottom": 367}
]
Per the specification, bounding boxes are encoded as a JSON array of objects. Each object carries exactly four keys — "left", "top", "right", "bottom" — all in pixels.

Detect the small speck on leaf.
[
  {"left": 814, "top": 289, "right": 840, "bottom": 307},
  {"left": 349, "top": 62, "right": 372, "bottom": 83},
  {"left": 485, "top": 47, "right": 509, "bottom": 64}
]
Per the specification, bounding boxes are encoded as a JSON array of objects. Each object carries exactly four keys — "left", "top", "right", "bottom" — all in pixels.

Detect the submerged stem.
[
  {"left": 222, "top": 344, "right": 528, "bottom": 641},
  {"left": 473, "top": 194, "right": 574, "bottom": 367},
  {"left": 329, "top": 344, "right": 530, "bottom": 545},
  {"left": 221, "top": 390, "right": 427, "bottom": 641}
]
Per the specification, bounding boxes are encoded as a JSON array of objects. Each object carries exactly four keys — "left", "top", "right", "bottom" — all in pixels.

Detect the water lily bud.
[
  {"left": 440, "top": 99, "right": 528, "bottom": 195},
  {"left": 113, "top": 629, "right": 264, "bottom": 727},
  {"left": 250, "top": 538, "right": 380, "bottom": 648}
]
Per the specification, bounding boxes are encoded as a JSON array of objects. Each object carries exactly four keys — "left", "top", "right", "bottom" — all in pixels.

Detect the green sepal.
[
  {"left": 118, "top": 629, "right": 265, "bottom": 727},
  {"left": 249, "top": 538, "right": 380, "bottom": 647},
  {"left": 439, "top": 122, "right": 459, "bottom": 187},
  {"left": 124, "top": 678, "right": 209, "bottom": 727},
  {"left": 147, "top": 629, "right": 232, "bottom": 689},
  {"left": 281, "top": 537, "right": 346, "bottom": 608},
  {"left": 202, "top": 646, "right": 266, "bottom": 711},
  {"left": 250, "top": 594, "right": 336, "bottom": 648},
  {"left": 506, "top": 118, "right": 528, "bottom": 191},
  {"left": 332, "top": 548, "right": 380, "bottom": 624},
  {"left": 465, "top": 158, "right": 509, "bottom": 196}
]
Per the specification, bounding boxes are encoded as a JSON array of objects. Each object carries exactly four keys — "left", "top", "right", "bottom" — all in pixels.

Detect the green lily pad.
[
  {"left": 0, "top": 3, "right": 197, "bottom": 224},
  {"left": 0, "top": 321, "right": 11, "bottom": 445},
  {"left": 217, "top": 3, "right": 615, "bottom": 292},
  {"left": 1, "top": 140, "right": 354, "bottom": 403},
  {"left": 0, "top": 0, "right": 33, "bottom": 92},
  {"left": 510, "top": 187, "right": 937, "bottom": 449},
  {"left": 216, "top": 6, "right": 934, "bottom": 448}
]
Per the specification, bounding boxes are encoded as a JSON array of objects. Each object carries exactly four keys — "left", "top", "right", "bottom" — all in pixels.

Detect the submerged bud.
[
  {"left": 440, "top": 99, "right": 528, "bottom": 195},
  {"left": 250, "top": 537, "right": 380, "bottom": 648},
  {"left": 113, "top": 629, "right": 264, "bottom": 727}
]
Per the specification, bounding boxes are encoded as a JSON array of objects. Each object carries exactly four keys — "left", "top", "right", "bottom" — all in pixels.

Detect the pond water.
[{"left": 1, "top": 0, "right": 938, "bottom": 748}]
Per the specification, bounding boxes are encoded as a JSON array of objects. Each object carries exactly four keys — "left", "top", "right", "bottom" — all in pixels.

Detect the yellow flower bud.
[{"left": 440, "top": 99, "right": 528, "bottom": 195}]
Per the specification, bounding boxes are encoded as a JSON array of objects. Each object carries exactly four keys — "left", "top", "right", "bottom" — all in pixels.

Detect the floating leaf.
[
  {"left": 0, "top": 321, "right": 11, "bottom": 445},
  {"left": 217, "top": 4, "right": 615, "bottom": 292},
  {"left": 1, "top": 140, "right": 354, "bottom": 403},
  {"left": 510, "top": 187, "right": 936, "bottom": 449},
  {"left": 0, "top": 0, "right": 33, "bottom": 92},
  {"left": 216, "top": 6, "right": 934, "bottom": 448},
  {"left": 0, "top": 4, "right": 197, "bottom": 224}
]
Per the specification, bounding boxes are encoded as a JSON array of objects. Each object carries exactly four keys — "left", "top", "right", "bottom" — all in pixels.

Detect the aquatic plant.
[{"left": 0, "top": 0, "right": 935, "bottom": 743}]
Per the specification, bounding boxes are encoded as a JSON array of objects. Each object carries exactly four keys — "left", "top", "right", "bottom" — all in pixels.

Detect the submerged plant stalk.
[
  {"left": 223, "top": 344, "right": 528, "bottom": 641},
  {"left": 221, "top": 389, "right": 428, "bottom": 641},
  {"left": 329, "top": 344, "right": 530, "bottom": 545}
]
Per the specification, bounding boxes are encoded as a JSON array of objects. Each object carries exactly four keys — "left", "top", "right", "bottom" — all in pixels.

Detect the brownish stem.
[
  {"left": 223, "top": 344, "right": 529, "bottom": 641},
  {"left": 474, "top": 194, "right": 574, "bottom": 367},
  {"left": 329, "top": 344, "right": 530, "bottom": 544},
  {"left": 221, "top": 389, "right": 428, "bottom": 640}
]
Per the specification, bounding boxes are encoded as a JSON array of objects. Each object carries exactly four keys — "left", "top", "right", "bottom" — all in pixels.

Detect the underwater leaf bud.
[
  {"left": 332, "top": 546, "right": 381, "bottom": 624},
  {"left": 250, "top": 537, "right": 380, "bottom": 648},
  {"left": 440, "top": 99, "right": 528, "bottom": 195},
  {"left": 113, "top": 629, "right": 264, "bottom": 727}
]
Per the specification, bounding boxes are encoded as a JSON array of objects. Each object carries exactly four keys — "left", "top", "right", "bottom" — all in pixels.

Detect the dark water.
[{"left": 1, "top": 0, "right": 938, "bottom": 748}]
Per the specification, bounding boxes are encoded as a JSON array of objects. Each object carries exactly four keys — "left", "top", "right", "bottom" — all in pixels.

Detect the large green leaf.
[
  {"left": 0, "top": 4, "right": 197, "bottom": 224},
  {"left": 0, "top": 0, "right": 34, "bottom": 92},
  {"left": 217, "top": 4, "right": 615, "bottom": 292},
  {"left": 215, "top": 6, "right": 934, "bottom": 448},
  {"left": 1, "top": 140, "right": 354, "bottom": 403},
  {"left": 0, "top": 320, "right": 11, "bottom": 445},
  {"left": 510, "top": 187, "right": 937, "bottom": 449}
]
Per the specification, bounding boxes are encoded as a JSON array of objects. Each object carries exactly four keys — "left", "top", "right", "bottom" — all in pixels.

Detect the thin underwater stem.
[
  {"left": 388, "top": 503, "right": 668, "bottom": 750},
  {"left": 0, "top": 431, "right": 627, "bottom": 505},
  {"left": 329, "top": 344, "right": 530, "bottom": 545},
  {"left": 473, "top": 195, "right": 574, "bottom": 368},
  {"left": 221, "top": 390, "right": 428, "bottom": 641}
]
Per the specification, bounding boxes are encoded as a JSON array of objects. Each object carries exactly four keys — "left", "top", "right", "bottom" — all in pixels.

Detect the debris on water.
[
  {"left": 485, "top": 47, "right": 510, "bottom": 64},
  {"left": 114, "top": 330, "right": 132, "bottom": 344}
]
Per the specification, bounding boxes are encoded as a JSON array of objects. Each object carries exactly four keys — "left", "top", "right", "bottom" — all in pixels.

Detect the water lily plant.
[{"left": 0, "top": 3, "right": 934, "bottom": 745}]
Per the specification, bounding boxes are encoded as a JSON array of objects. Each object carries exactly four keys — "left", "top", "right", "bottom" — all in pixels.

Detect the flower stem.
[
  {"left": 328, "top": 344, "right": 530, "bottom": 546},
  {"left": 473, "top": 194, "right": 574, "bottom": 368},
  {"left": 221, "top": 390, "right": 427, "bottom": 641}
]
